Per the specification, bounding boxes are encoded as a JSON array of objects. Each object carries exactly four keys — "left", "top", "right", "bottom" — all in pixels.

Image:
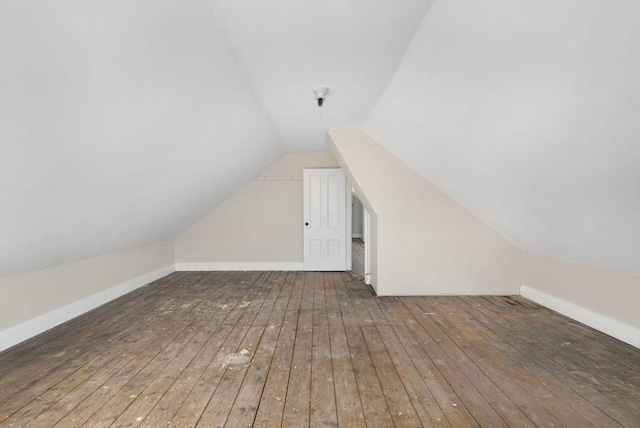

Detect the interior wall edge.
[
  {"left": 520, "top": 251, "right": 640, "bottom": 348},
  {"left": 521, "top": 284, "right": 639, "bottom": 348},
  {"left": 0, "top": 264, "right": 175, "bottom": 352},
  {"left": 327, "top": 127, "right": 520, "bottom": 296},
  {"left": 0, "top": 240, "right": 175, "bottom": 351},
  {"left": 175, "top": 152, "right": 340, "bottom": 266}
]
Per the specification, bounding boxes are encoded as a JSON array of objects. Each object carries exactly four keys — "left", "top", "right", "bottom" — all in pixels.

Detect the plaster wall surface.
[
  {"left": 521, "top": 253, "right": 640, "bottom": 347},
  {"left": 366, "top": 0, "right": 640, "bottom": 276},
  {"left": 328, "top": 128, "right": 522, "bottom": 296},
  {"left": 175, "top": 152, "right": 339, "bottom": 266},
  {"left": 0, "top": 241, "right": 174, "bottom": 350},
  {"left": 0, "top": 0, "right": 283, "bottom": 277}
]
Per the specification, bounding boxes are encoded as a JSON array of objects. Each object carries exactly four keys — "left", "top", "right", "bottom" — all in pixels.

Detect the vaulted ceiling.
[
  {"left": 365, "top": 0, "right": 639, "bottom": 276},
  {"left": 1, "top": 0, "right": 638, "bottom": 277},
  {"left": 205, "top": 0, "right": 432, "bottom": 151}
]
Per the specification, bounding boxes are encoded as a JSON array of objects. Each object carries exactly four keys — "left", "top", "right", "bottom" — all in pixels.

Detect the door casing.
[{"left": 303, "top": 168, "right": 349, "bottom": 271}]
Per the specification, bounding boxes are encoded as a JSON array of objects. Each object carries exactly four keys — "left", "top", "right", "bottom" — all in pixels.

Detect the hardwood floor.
[
  {"left": 0, "top": 271, "right": 638, "bottom": 427},
  {"left": 351, "top": 238, "right": 365, "bottom": 280}
]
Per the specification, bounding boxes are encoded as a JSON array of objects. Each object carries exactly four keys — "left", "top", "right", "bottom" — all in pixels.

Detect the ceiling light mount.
[{"left": 312, "top": 85, "right": 329, "bottom": 107}]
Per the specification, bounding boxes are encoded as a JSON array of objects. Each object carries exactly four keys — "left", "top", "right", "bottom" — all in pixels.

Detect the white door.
[{"left": 303, "top": 168, "right": 347, "bottom": 271}]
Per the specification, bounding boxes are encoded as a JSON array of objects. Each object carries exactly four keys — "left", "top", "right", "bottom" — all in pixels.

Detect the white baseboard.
[
  {"left": 351, "top": 233, "right": 362, "bottom": 239},
  {"left": 520, "top": 284, "right": 639, "bottom": 348},
  {"left": 176, "top": 262, "right": 303, "bottom": 271},
  {"left": 0, "top": 265, "right": 175, "bottom": 352}
]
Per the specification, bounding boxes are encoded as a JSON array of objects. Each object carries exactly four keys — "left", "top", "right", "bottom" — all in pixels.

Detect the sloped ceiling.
[
  {"left": 1, "top": 0, "right": 638, "bottom": 278},
  {"left": 1, "top": 0, "right": 429, "bottom": 276},
  {"left": 0, "top": 1, "right": 284, "bottom": 276},
  {"left": 206, "top": 0, "right": 432, "bottom": 151},
  {"left": 366, "top": 0, "right": 640, "bottom": 276}
]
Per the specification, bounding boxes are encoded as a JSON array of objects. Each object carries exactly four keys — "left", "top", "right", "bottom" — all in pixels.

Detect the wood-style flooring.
[
  {"left": 0, "top": 270, "right": 639, "bottom": 427},
  {"left": 351, "top": 238, "right": 365, "bottom": 280}
]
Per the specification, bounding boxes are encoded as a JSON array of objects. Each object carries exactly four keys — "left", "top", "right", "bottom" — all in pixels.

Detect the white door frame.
[
  {"left": 346, "top": 185, "right": 353, "bottom": 271},
  {"left": 363, "top": 207, "right": 371, "bottom": 285},
  {"left": 302, "top": 168, "right": 349, "bottom": 271}
]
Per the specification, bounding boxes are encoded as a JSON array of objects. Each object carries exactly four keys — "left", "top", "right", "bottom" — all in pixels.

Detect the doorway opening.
[{"left": 350, "top": 191, "right": 370, "bottom": 284}]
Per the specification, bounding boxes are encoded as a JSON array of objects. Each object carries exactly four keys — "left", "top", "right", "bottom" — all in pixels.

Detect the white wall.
[
  {"left": 0, "top": 241, "right": 174, "bottom": 351},
  {"left": 328, "top": 129, "right": 522, "bottom": 296},
  {"left": 521, "top": 254, "right": 640, "bottom": 347},
  {"left": 352, "top": 195, "right": 363, "bottom": 238},
  {"left": 365, "top": 0, "right": 640, "bottom": 276},
  {"left": 0, "top": 0, "right": 283, "bottom": 277},
  {"left": 329, "top": 128, "right": 639, "bottom": 347},
  {"left": 175, "top": 152, "right": 339, "bottom": 270}
]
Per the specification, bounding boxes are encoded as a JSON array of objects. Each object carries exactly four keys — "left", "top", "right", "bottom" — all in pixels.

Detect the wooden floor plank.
[
  {"left": 0, "top": 272, "right": 196, "bottom": 403},
  {"left": 351, "top": 238, "right": 365, "bottom": 279},
  {"left": 1, "top": 265, "right": 638, "bottom": 428},
  {"left": 281, "top": 308, "right": 313, "bottom": 428},
  {"left": 164, "top": 272, "right": 271, "bottom": 428},
  {"left": 1, "top": 272, "right": 216, "bottom": 426},
  {"left": 408, "top": 296, "right": 537, "bottom": 428},
  {"left": 434, "top": 296, "right": 598, "bottom": 428},
  {"left": 195, "top": 325, "right": 266, "bottom": 427},
  {"left": 325, "top": 273, "right": 366, "bottom": 428},
  {"left": 327, "top": 306, "right": 366, "bottom": 428},
  {"left": 375, "top": 324, "right": 449, "bottom": 427},
  {"left": 459, "top": 295, "right": 634, "bottom": 427},
  {"left": 52, "top": 271, "right": 250, "bottom": 428},
  {"left": 139, "top": 274, "right": 263, "bottom": 428},
  {"left": 78, "top": 273, "right": 253, "bottom": 427},
  {"left": 380, "top": 297, "right": 480, "bottom": 428},
  {"left": 225, "top": 272, "right": 290, "bottom": 428},
  {"left": 253, "top": 273, "right": 300, "bottom": 428},
  {"left": 310, "top": 307, "right": 338, "bottom": 427},
  {"left": 400, "top": 297, "right": 509, "bottom": 428},
  {"left": 360, "top": 325, "right": 422, "bottom": 427},
  {"left": 0, "top": 272, "right": 189, "bottom": 368},
  {"left": 164, "top": 324, "right": 250, "bottom": 427},
  {"left": 458, "top": 296, "right": 622, "bottom": 427},
  {"left": 333, "top": 273, "right": 395, "bottom": 428},
  {"left": 479, "top": 295, "right": 640, "bottom": 423},
  {"left": 110, "top": 276, "right": 249, "bottom": 427},
  {"left": 423, "top": 297, "right": 566, "bottom": 427}
]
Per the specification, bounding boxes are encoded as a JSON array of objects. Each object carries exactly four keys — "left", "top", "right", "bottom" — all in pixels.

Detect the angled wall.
[
  {"left": 0, "top": 241, "right": 174, "bottom": 351},
  {"left": 0, "top": 0, "right": 283, "bottom": 277},
  {"left": 329, "top": 129, "right": 638, "bottom": 346},
  {"left": 0, "top": 0, "right": 283, "bottom": 351},
  {"left": 328, "top": 128, "right": 521, "bottom": 296},
  {"left": 361, "top": 0, "right": 639, "bottom": 346},
  {"left": 365, "top": 0, "right": 639, "bottom": 276},
  {"left": 521, "top": 254, "right": 639, "bottom": 347},
  {"left": 175, "top": 152, "right": 339, "bottom": 270}
]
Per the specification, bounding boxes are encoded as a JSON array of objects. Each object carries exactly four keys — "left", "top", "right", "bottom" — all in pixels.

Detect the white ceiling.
[
  {"left": 1, "top": 0, "right": 638, "bottom": 278},
  {"left": 206, "top": 0, "right": 432, "bottom": 151},
  {"left": 0, "top": 1, "right": 283, "bottom": 276},
  {"left": 366, "top": 0, "right": 640, "bottom": 275}
]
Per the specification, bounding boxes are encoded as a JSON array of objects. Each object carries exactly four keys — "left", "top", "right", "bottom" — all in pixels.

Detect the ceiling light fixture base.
[{"left": 312, "top": 85, "right": 329, "bottom": 106}]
